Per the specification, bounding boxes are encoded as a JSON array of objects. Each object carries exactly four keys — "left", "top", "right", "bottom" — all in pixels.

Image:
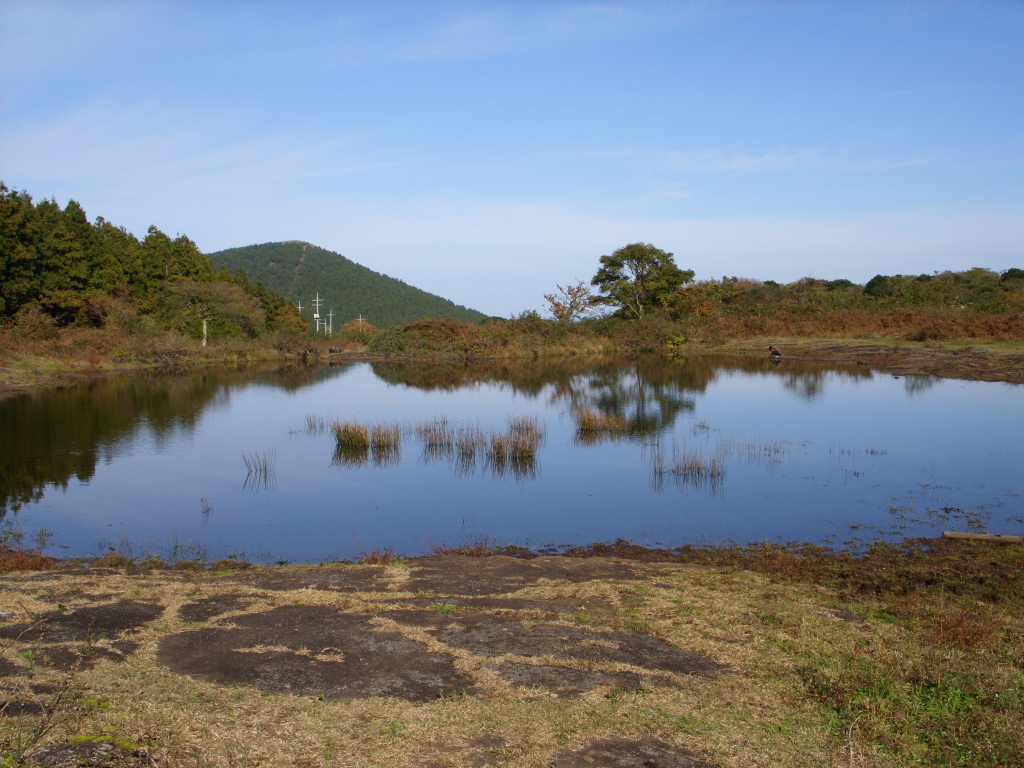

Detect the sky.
[{"left": 2, "top": 1, "right": 1023, "bottom": 317}]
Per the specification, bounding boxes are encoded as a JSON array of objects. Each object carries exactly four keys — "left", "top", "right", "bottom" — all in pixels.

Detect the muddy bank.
[{"left": 697, "top": 338, "right": 1024, "bottom": 384}]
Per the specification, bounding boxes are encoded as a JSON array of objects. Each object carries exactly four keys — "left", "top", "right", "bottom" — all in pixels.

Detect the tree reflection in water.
[{"left": 0, "top": 363, "right": 351, "bottom": 516}]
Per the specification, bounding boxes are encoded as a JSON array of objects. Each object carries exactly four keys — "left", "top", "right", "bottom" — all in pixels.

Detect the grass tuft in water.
[
  {"left": 242, "top": 450, "right": 277, "bottom": 491},
  {"left": 303, "top": 413, "right": 330, "bottom": 435},
  {"left": 330, "top": 421, "right": 404, "bottom": 466},
  {"left": 572, "top": 408, "right": 627, "bottom": 445},
  {"left": 369, "top": 423, "right": 403, "bottom": 466},
  {"left": 332, "top": 421, "right": 370, "bottom": 450},
  {"left": 573, "top": 408, "right": 627, "bottom": 433},
  {"left": 331, "top": 421, "right": 371, "bottom": 466},
  {"left": 650, "top": 442, "right": 725, "bottom": 493},
  {"left": 414, "top": 417, "right": 542, "bottom": 479}
]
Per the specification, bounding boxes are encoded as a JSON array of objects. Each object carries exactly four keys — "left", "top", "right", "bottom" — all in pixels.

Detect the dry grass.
[
  {"left": 0, "top": 539, "right": 1020, "bottom": 767},
  {"left": 427, "top": 538, "right": 496, "bottom": 557},
  {"left": 0, "top": 544, "right": 56, "bottom": 573},
  {"left": 357, "top": 547, "right": 397, "bottom": 565}
]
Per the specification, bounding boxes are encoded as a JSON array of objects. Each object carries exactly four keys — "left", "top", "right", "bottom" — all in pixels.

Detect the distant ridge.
[{"left": 206, "top": 241, "right": 489, "bottom": 328}]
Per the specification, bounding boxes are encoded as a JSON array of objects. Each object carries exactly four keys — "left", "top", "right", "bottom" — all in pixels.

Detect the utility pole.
[
  {"left": 326, "top": 309, "right": 334, "bottom": 336},
  {"left": 312, "top": 292, "right": 323, "bottom": 333}
]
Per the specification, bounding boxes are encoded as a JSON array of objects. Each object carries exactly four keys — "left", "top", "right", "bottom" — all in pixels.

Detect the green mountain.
[{"left": 206, "top": 241, "right": 489, "bottom": 329}]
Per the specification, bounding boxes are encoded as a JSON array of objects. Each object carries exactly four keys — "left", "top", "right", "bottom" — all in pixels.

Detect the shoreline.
[
  {"left": 5, "top": 531, "right": 1018, "bottom": 576},
  {"left": 2, "top": 336, "right": 1023, "bottom": 397}
]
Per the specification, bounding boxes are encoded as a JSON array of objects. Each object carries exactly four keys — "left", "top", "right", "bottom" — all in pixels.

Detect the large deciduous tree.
[{"left": 591, "top": 243, "right": 694, "bottom": 318}]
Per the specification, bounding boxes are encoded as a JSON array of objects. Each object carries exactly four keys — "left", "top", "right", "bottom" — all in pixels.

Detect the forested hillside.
[
  {"left": 207, "top": 241, "right": 489, "bottom": 328},
  {"left": 0, "top": 184, "right": 306, "bottom": 342}
]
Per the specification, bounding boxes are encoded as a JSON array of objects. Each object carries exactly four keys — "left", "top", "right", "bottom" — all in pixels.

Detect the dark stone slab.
[
  {"left": 216, "top": 565, "right": 390, "bottom": 592},
  {"left": 391, "top": 612, "right": 723, "bottom": 678},
  {"left": 157, "top": 605, "right": 475, "bottom": 702},
  {"left": 178, "top": 594, "right": 258, "bottom": 622},
  {"left": 0, "top": 600, "right": 163, "bottom": 643},
  {"left": 484, "top": 662, "right": 648, "bottom": 698}
]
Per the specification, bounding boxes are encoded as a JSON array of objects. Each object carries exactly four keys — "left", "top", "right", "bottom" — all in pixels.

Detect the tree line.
[
  {"left": 544, "top": 242, "right": 1024, "bottom": 340},
  {"left": 0, "top": 184, "right": 305, "bottom": 341}
]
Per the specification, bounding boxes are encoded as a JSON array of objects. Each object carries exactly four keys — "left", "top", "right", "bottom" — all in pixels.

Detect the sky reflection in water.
[{"left": 2, "top": 357, "right": 1021, "bottom": 563}]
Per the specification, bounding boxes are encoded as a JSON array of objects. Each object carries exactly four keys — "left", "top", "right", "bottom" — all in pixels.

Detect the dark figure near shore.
[{"left": 768, "top": 345, "right": 782, "bottom": 363}]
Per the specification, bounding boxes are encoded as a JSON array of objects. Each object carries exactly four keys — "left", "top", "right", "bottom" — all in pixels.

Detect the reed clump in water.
[
  {"left": 369, "top": 423, "right": 403, "bottom": 466},
  {"left": 454, "top": 431, "right": 479, "bottom": 471},
  {"left": 331, "top": 421, "right": 370, "bottom": 466},
  {"left": 650, "top": 442, "right": 725, "bottom": 494},
  {"left": 416, "top": 418, "right": 455, "bottom": 461},
  {"left": 507, "top": 415, "right": 542, "bottom": 441},
  {"left": 242, "top": 449, "right": 277, "bottom": 491},
  {"left": 332, "top": 421, "right": 370, "bottom": 450},
  {"left": 415, "top": 416, "right": 543, "bottom": 479},
  {"left": 573, "top": 408, "right": 627, "bottom": 433},
  {"left": 572, "top": 408, "right": 628, "bottom": 446},
  {"left": 303, "top": 413, "right": 330, "bottom": 435},
  {"left": 717, "top": 437, "right": 791, "bottom": 468},
  {"left": 675, "top": 453, "right": 724, "bottom": 483},
  {"left": 331, "top": 420, "right": 403, "bottom": 466},
  {"left": 484, "top": 434, "right": 510, "bottom": 475},
  {"left": 483, "top": 417, "right": 543, "bottom": 479}
]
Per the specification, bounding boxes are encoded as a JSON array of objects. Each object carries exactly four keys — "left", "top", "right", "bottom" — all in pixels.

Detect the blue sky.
[{"left": 2, "top": 1, "right": 1022, "bottom": 317}]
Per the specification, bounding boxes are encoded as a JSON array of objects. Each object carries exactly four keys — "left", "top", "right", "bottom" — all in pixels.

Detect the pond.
[{"left": 2, "top": 355, "right": 1022, "bottom": 563}]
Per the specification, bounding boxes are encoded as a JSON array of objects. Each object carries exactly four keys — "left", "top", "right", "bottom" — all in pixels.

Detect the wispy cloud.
[{"left": 0, "top": 99, "right": 407, "bottom": 195}]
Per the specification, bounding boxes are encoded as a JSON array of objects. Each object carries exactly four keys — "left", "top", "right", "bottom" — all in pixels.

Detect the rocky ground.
[
  {"left": 2, "top": 540, "right": 1022, "bottom": 768},
  {"left": 0, "top": 554, "right": 882, "bottom": 767}
]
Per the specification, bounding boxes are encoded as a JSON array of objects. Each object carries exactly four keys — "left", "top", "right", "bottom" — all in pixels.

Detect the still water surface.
[{"left": 2, "top": 356, "right": 1021, "bottom": 562}]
